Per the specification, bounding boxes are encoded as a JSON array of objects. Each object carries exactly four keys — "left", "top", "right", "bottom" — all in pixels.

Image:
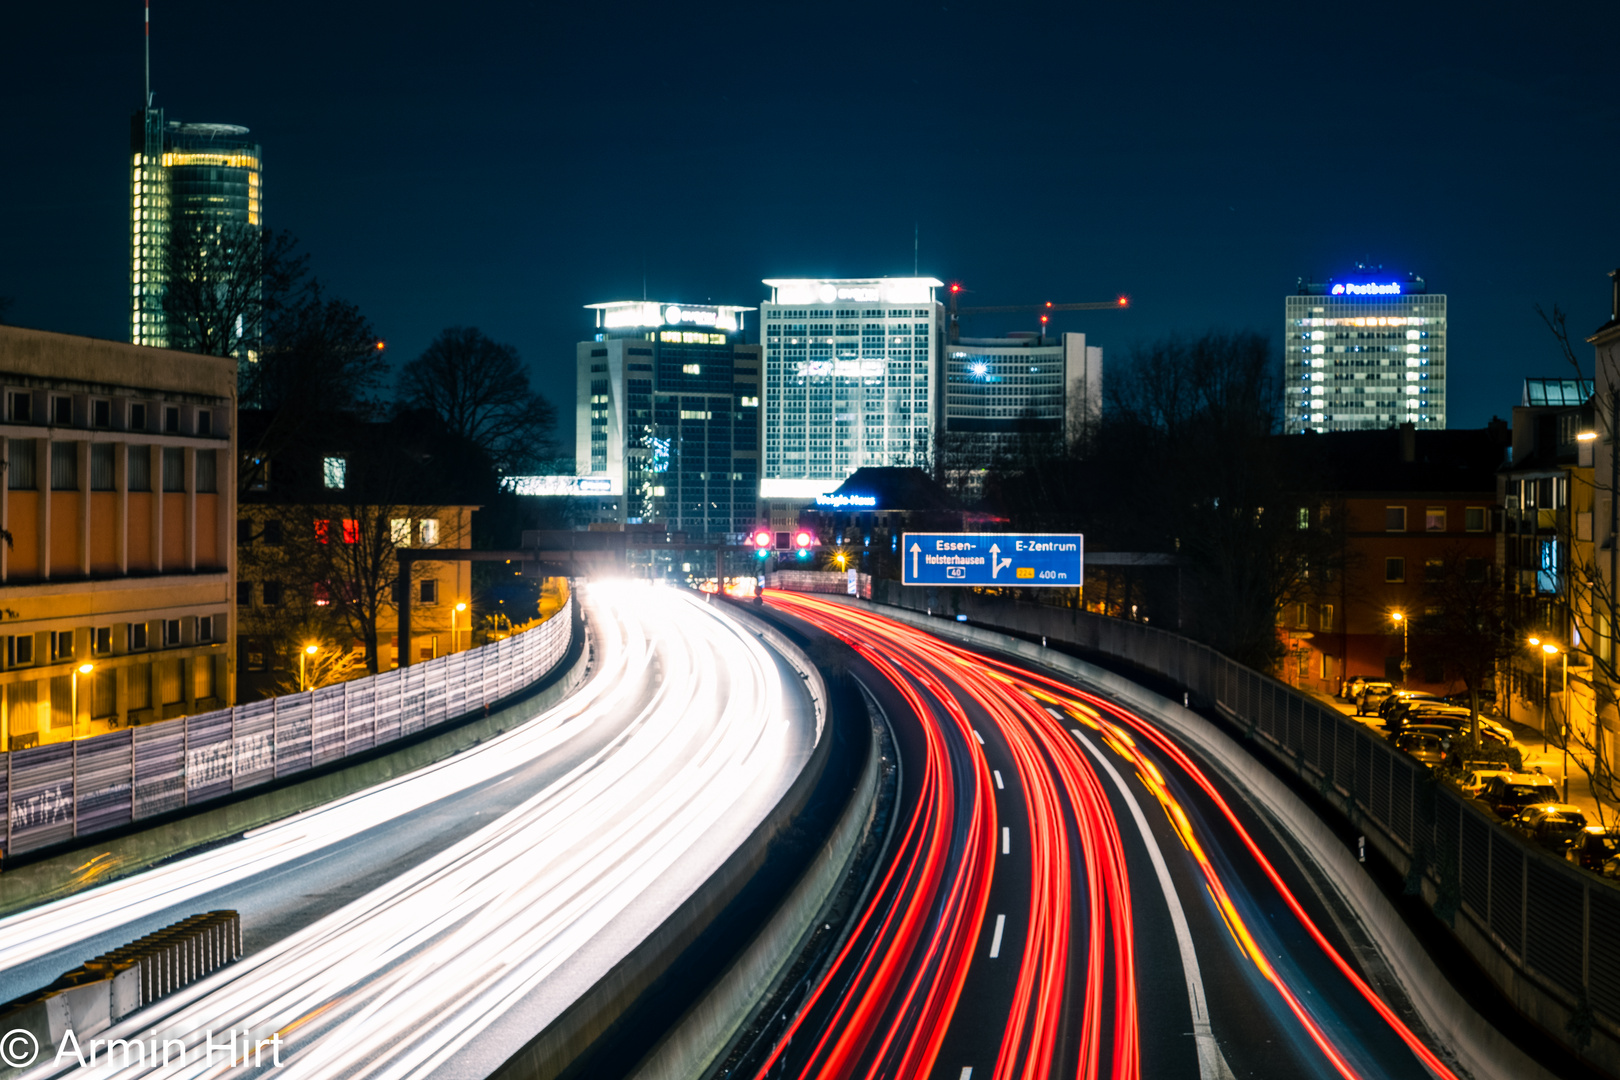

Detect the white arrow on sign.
[
  {"left": 989, "top": 543, "right": 1012, "bottom": 579},
  {"left": 911, "top": 542, "right": 922, "bottom": 578}
]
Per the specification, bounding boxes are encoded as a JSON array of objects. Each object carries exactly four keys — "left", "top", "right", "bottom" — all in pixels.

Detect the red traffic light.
[
  {"left": 753, "top": 530, "right": 772, "bottom": 547},
  {"left": 795, "top": 531, "right": 813, "bottom": 548}
]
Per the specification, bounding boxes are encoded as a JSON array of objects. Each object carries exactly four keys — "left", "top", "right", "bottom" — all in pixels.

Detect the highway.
[
  {"left": 0, "top": 583, "right": 815, "bottom": 1079},
  {"left": 754, "top": 592, "right": 1465, "bottom": 1080}
]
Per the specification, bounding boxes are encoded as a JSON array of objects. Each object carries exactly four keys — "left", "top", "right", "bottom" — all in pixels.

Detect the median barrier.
[
  {"left": 0, "top": 602, "right": 587, "bottom": 915},
  {"left": 833, "top": 584, "right": 1603, "bottom": 1078}
]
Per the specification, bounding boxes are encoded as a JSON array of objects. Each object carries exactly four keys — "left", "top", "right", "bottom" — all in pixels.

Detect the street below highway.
[
  {"left": 0, "top": 584, "right": 815, "bottom": 1079},
  {"left": 753, "top": 592, "right": 1466, "bottom": 1080}
]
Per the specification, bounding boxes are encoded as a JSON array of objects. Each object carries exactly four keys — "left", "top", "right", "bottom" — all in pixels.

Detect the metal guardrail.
[
  {"left": 863, "top": 580, "right": 1619, "bottom": 1060},
  {"left": 0, "top": 599, "right": 573, "bottom": 858}
]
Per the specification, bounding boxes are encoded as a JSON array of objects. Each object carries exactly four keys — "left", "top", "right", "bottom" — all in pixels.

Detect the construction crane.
[{"left": 946, "top": 283, "right": 1129, "bottom": 343}]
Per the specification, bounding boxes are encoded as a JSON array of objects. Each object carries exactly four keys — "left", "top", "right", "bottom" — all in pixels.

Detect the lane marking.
[
  {"left": 993, "top": 769, "right": 1004, "bottom": 790},
  {"left": 960, "top": 1070, "right": 973, "bottom": 1080},
  {"left": 1073, "top": 728, "right": 1237, "bottom": 1080},
  {"left": 973, "top": 729, "right": 985, "bottom": 745},
  {"left": 1002, "top": 827, "right": 1010, "bottom": 855},
  {"left": 989, "top": 913, "right": 1006, "bottom": 958}
]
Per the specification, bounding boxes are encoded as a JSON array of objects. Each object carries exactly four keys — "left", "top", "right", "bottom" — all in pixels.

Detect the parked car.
[
  {"left": 1507, "top": 804, "right": 1589, "bottom": 853},
  {"left": 1395, "top": 729, "right": 1450, "bottom": 767},
  {"left": 1460, "top": 766, "right": 1513, "bottom": 799},
  {"left": 1386, "top": 701, "right": 1469, "bottom": 732},
  {"left": 1356, "top": 681, "right": 1396, "bottom": 716},
  {"left": 1569, "top": 826, "right": 1620, "bottom": 876},
  {"left": 1483, "top": 773, "right": 1561, "bottom": 819},
  {"left": 1442, "top": 688, "right": 1497, "bottom": 709},
  {"left": 1379, "top": 691, "right": 1441, "bottom": 724}
]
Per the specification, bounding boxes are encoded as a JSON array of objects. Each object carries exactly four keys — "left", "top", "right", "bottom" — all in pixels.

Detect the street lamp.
[
  {"left": 1541, "top": 642, "right": 1571, "bottom": 800},
  {"left": 300, "top": 643, "right": 319, "bottom": 693},
  {"left": 453, "top": 601, "right": 467, "bottom": 652},
  {"left": 1529, "top": 637, "right": 1550, "bottom": 751},
  {"left": 1391, "top": 611, "right": 1410, "bottom": 685},
  {"left": 71, "top": 663, "right": 93, "bottom": 738}
]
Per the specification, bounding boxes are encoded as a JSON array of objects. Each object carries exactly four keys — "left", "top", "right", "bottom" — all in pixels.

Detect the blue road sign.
[{"left": 903, "top": 533, "right": 1083, "bottom": 587}]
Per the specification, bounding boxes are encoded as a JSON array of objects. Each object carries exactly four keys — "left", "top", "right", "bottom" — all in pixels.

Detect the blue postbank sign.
[{"left": 903, "top": 532, "right": 1084, "bottom": 587}]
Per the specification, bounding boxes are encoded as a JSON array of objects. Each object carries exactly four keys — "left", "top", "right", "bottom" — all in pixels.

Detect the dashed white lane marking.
[
  {"left": 960, "top": 1069, "right": 973, "bottom": 1080},
  {"left": 989, "top": 913, "right": 1006, "bottom": 958},
  {"left": 973, "top": 729, "right": 985, "bottom": 745},
  {"left": 1002, "top": 827, "right": 1010, "bottom": 855},
  {"left": 993, "top": 769, "right": 1004, "bottom": 790}
]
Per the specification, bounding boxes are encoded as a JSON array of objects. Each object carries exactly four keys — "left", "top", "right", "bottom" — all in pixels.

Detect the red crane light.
[
  {"left": 1040, "top": 315, "right": 1049, "bottom": 324},
  {"left": 1117, "top": 296, "right": 1128, "bottom": 307},
  {"left": 1045, "top": 301, "right": 1053, "bottom": 308},
  {"left": 949, "top": 283, "right": 961, "bottom": 293}
]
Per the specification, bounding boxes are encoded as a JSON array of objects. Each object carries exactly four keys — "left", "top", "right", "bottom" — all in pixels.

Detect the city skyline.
[{"left": 4, "top": 2, "right": 1619, "bottom": 454}]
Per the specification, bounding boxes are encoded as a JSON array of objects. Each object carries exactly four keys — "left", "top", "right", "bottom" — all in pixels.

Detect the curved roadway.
[
  {"left": 755, "top": 592, "right": 1466, "bottom": 1080},
  {"left": 1, "top": 583, "right": 815, "bottom": 1079}
]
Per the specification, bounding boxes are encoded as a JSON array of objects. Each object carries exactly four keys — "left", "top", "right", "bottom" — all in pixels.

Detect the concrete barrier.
[
  {"left": 0, "top": 608, "right": 591, "bottom": 918},
  {"left": 834, "top": 598, "right": 1554, "bottom": 1080},
  {"left": 625, "top": 605, "right": 881, "bottom": 1080}
]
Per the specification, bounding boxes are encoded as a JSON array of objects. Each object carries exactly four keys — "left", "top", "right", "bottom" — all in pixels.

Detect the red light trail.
[{"left": 753, "top": 592, "right": 1460, "bottom": 1080}]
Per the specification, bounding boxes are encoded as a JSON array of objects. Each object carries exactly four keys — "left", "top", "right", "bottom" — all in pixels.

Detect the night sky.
[{"left": 5, "top": 1, "right": 1619, "bottom": 454}]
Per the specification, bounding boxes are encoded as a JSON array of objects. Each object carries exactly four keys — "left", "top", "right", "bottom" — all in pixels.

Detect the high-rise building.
[
  {"left": 939, "top": 331, "right": 1102, "bottom": 494},
  {"left": 131, "top": 109, "right": 262, "bottom": 348},
  {"left": 576, "top": 301, "right": 761, "bottom": 538},
  {"left": 1284, "top": 271, "right": 1446, "bottom": 433},
  {"left": 759, "top": 278, "right": 944, "bottom": 513}
]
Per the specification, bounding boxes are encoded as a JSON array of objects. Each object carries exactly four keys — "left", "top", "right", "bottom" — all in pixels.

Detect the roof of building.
[
  {"left": 1281, "top": 425, "right": 1505, "bottom": 495},
  {"left": 826, "top": 467, "right": 966, "bottom": 512},
  {"left": 1523, "top": 378, "right": 1592, "bottom": 407}
]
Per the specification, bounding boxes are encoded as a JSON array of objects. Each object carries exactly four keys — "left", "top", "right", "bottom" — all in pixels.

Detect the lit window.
[
  {"left": 682, "top": 363, "right": 701, "bottom": 374},
  {"left": 391, "top": 518, "right": 411, "bottom": 545},
  {"left": 1425, "top": 507, "right": 1446, "bottom": 532},
  {"left": 315, "top": 519, "right": 330, "bottom": 544},
  {"left": 419, "top": 518, "right": 439, "bottom": 546},
  {"left": 342, "top": 519, "right": 360, "bottom": 544},
  {"left": 323, "top": 456, "right": 346, "bottom": 489}
]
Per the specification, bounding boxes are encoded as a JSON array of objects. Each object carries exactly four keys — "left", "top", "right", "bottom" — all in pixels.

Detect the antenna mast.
[{"left": 145, "top": 0, "right": 152, "bottom": 106}]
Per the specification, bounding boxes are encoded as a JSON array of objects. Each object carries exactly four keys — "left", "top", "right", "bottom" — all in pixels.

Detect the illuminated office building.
[
  {"left": 576, "top": 301, "right": 761, "bottom": 538},
  {"left": 131, "top": 109, "right": 262, "bottom": 348},
  {"left": 940, "top": 332, "right": 1101, "bottom": 493},
  {"left": 1285, "top": 272, "right": 1446, "bottom": 433},
  {"left": 759, "top": 278, "right": 945, "bottom": 515}
]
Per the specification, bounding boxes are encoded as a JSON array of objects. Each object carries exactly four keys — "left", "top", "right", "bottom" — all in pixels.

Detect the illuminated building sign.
[
  {"left": 500, "top": 475, "right": 621, "bottom": 496},
  {"left": 1330, "top": 282, "right": 1402, "bottom": 296},
  {"left": 815, "top": 493, "right": 878, "bottom": 508},
  {"left": 763, "top": 277, "right": 945, "bottom": 306},
  {"left": 586, "top": 301, "right": 753, "bottom": 332}
]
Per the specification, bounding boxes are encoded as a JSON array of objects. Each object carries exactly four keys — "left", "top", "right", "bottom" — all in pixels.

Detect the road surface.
[
  {"left": 1, "top": 583, "right": 815, "bottom": 1079},
  {"left": 753, "top": 592, "right": 1463, "bottom": 1080}
]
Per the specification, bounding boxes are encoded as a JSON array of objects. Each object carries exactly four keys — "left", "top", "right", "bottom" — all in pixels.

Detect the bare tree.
[
  {"left": 398, "top": 327, "right": 558, "bottom": 475},
  {"left": 1415, "top": 548, "right": 1524, "bottom": 760}
]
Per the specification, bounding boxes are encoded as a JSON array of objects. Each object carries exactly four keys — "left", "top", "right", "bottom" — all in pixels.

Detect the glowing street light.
[
  {"left": 301, "top": 643, "right": 319, "bottom": 693},
  {"left": 453, "top": 601, "right": 468, "bottom": 652},
  {"left": 1390, "top": 611, "right": 1409, "bottom": 684}
]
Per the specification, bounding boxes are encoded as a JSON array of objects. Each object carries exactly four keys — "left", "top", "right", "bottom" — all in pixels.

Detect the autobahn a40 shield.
[{"left": 903, "top": 532, "right": 1083, "bottom": 587}]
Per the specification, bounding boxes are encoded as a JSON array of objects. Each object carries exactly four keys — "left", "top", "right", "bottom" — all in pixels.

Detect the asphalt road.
[
  {"left": 0, "top": 583, "right": 815, "bottom": 1080},
  {"left": 756, "top": 592, "right": 1465, "bottom": 1080}
]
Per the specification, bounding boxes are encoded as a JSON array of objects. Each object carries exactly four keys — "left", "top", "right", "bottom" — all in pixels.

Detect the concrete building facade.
[
  {"left": 759, "top": 277, "right": 944, "bottom": 524},
  {"left": 0, "top": 327, "right": 235, "bottom": 748}
]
